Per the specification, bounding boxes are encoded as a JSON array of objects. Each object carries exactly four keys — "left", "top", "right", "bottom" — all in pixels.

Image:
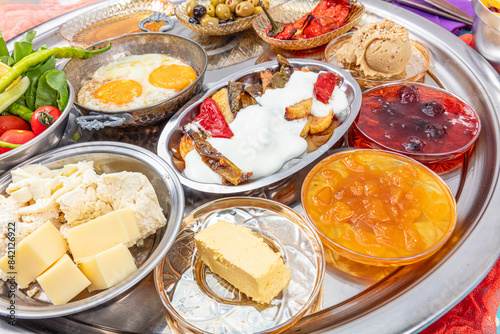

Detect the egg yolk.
[
  {"left": 149, "top": 64, "right": 196, "bottom": 90},
  {"left": 94, "top": 80, "right": 142, "bottom": 105}
]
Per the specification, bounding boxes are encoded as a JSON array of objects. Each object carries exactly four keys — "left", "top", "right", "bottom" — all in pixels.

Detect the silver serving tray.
[
  {"left": 2, "top": 0, "right": 500, "bottom": 333},
  {"left": 157, "top": 59, "right": 361, "bottom": 194}
]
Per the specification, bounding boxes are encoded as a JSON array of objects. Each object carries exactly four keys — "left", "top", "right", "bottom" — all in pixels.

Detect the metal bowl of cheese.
[
  {"left": 157, "top": 58, "right": 362, "bottom": 195},
  {"left": 0, "top": 142, "right": 184, "bottom": 319},
  {"left": 60, "top": 33, "right": 207, "bottom": 126}
]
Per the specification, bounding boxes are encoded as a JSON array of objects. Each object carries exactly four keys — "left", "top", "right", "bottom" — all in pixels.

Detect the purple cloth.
[{"left": 391, "top": 0, "right": 475, "bottom": 34}]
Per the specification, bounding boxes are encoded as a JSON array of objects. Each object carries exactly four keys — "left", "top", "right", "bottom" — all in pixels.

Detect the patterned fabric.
[
  {"left": 421, "top": 257, "right": 500, "bottom": 333},
  {"left": 391, "top": 0, "right": 475, "bottom": 34},
  {"left": 0, "top": 0, "right": 104, "bottom": 41}
]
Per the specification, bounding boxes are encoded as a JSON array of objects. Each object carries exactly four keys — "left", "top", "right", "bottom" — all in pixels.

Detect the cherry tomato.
[
  {"left": 31, "top": 106, "right": 62, "bottom": 135},
  {"left": 0, "top": 130, "right": 36, "bottom": 154},
  {"left": 0, "top": 115, "right": 30, "bottom": 136}
]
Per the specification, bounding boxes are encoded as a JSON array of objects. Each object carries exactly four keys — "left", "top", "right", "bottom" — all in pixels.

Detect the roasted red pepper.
[
  {"left": 262, "top": 0, "right": 297, "bottom": 40},
  {"left": 194, "top": 98, "right": 234, "bottom": 138},
  {"left": 292, "top": 0, "right": 351, "bottom": 40},
  {"left": 265, "top": 0, "right": 351, "bottom": 41},
  {"left": 314, "top": 72, "right": 337, "bottom": 104},
  {"left": 265, "top": 23, "right": 297, "bottom": 40}
]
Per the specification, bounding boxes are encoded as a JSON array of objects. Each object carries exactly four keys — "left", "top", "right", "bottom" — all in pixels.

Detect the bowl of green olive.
[{"left": 175, "top": 0, "right": 281, "bottom": 36}]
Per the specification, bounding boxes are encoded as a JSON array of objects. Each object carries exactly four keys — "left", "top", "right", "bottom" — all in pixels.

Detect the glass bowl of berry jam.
[
  {"left": 349, "top": 82, "right": 481, "bottom": 173},
  {"left": 301, "top": 149, "right": 457, "bottom": 267}
]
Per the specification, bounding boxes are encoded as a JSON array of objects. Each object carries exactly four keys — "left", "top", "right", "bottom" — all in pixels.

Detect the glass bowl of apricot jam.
[
  {"left": 349, "top": 82, "right": 481, "bottom": 173},
  {"left": 301, "top": 149, "right": 457, "bottom": 266}
]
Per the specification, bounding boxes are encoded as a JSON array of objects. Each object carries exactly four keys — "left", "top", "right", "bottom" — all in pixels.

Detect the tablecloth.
[{"left": 0, "top": 0, "right": 499, "bottom": 333}]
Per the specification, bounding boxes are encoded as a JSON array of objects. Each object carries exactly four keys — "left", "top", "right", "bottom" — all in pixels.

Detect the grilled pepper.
[
  {"left": 314, "top": 72, "right": 337, "bottom": 104},
  {"left": 261, "top": 0, "right": 297, "bottom": 39},
  {"left": 0, "top": 43, "right": 111, "bottom": 93}
]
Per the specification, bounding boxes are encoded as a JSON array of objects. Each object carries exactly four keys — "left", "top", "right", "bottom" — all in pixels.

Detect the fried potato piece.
[
  {"left": 306, "top": 121, "right": 337, "bottom": 152},
  {"left": 300, "top": 117, "right": 311, "bottom": 137},
  {"left": 179, "top": 134, "right": 195, "bottom": 160},
  {"left": 212, "top": 88, "right": 234, "bottom": 124},
  {"left": 308, "top": 112, "right": 333, "bottom": 134},
  {"left": 285, "top": 98, "right": 312, "bottom": 120}
]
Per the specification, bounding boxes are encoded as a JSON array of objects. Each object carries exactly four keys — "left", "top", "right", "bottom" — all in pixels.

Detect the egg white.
[{"left": 77, "top": 54, "right": 195, "bottom": 110}]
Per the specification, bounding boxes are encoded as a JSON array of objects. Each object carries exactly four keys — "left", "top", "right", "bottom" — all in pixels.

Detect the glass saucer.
[
  {"left": 154, "top": 197, "right": 325, "bottom": 334},
  {"left": 324, "top": 32, "right": 431, "bottom": 89}
]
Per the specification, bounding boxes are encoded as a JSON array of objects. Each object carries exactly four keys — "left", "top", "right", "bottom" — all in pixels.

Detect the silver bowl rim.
[
  {"left": 0, "top": 141, "right": 185, "bottom": 319},
  {"left": 157, "top": 58, "right": 363, "bottom": 194},
  {"left": 0, "top": 80, "right": 75, "bottom": 160},
  {"left": 59, "top": 32, "right": 208, "bottom": 114},
  {"left": 472, "top": 0, "right": 500, "bottom": 28}
]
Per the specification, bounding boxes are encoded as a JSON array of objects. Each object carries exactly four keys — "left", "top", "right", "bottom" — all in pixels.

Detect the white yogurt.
[
  {"left": 184, "top": 70, "right": 349, "bottom": 184},
  {"left": 208, "top": 104, "right": 307, "bottom": 179},
  {"left": 184, "top": 150, "right": 222, "bottom": 184}
]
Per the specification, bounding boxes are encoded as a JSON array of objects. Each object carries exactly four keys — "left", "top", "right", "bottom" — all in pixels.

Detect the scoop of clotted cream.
[{"left": 337, "top": 19, "right": 412, "bottom": 78}]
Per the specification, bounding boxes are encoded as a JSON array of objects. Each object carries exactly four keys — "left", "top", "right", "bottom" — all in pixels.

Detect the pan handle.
[{"left": 75, "top": 112, "right": 133, "bottom": 130}]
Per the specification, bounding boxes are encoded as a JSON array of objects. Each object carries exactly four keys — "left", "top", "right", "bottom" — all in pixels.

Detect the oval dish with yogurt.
[{"left": 159, "top": 56, "right": 361, "bottom": 189}]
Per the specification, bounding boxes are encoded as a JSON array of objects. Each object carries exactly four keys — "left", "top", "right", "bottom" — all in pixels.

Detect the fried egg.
[{"left": 77, "top": 54, "right": 197, "bottom": 110}]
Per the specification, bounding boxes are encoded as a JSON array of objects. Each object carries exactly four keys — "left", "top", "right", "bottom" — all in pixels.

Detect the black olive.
[
  {"left": 192, "top": 4, "right": 207, "bottom": 18},
  {"left": 188, "top": 17, "right": 200, "bottom": 24}
]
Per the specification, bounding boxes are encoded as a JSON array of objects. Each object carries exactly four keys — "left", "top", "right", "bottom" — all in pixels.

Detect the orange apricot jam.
[{"left": 301, "top": 150, "right": 456, "bottom": 266}]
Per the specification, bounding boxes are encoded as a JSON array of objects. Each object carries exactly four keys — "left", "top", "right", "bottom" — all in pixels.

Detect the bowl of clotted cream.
[{"left": 157, "top": 57, "right": 362, "bottom": 195}]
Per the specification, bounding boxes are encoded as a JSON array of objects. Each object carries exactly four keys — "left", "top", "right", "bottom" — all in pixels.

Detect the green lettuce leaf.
[
  {"left": 35, "top": 69, "right": 69, "bottom": 111},
  {"left": 24, "top": 56, "right": 56, "bottom": 110}
]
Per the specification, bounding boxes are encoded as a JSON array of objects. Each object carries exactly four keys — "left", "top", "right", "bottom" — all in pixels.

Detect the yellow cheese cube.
[
  {"left": 78, "top": 244, "right": 137, "bottom": 292},
  {"left": 37, "top": 254, "right": 90, "bottom": 305},
  {"left": 66, "top": 208, "right": 139, "bottom": 262},
  {"left": 194, "top": 221, "right": 291, "bottom": 304},
  {"left": 0, "top": 221, "right": 67, "bottom": 288}
]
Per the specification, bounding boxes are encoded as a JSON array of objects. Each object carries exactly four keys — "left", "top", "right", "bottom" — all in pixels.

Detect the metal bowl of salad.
[
  {"left": 0, "top": 30, "right": 109, "bottom": 176},
  {"left": 157, "top": 57, "right": 362, "bottom": 195},
  {"left": 0, "top": 84, "right": 75, "bottom": 176}
]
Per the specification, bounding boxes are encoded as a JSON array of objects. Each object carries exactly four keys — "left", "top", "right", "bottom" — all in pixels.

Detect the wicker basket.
[
  {"left": 175, "top": 0, "right": 282, "bottom": 36},
  {"left": 252, "top": 0, "right": 365, "bottom": 50}
]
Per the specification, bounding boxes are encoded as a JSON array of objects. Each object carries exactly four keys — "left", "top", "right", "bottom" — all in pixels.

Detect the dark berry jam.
[{"left": 355, "top": 84, "right": 480, "bottom": 156}]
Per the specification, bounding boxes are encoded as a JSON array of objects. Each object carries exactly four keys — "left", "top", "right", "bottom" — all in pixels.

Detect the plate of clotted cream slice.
[{"left": 154, "top": 197, "right": 325, "bottom": 334}]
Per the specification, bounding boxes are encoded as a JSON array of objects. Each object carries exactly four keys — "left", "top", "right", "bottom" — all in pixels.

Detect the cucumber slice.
[{"left": 0, "top": 76, "right": 30, "bottom": 113}]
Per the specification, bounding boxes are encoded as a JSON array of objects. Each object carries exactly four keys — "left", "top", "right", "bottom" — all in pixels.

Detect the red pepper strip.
[
  {"left": 314, "top": 72, "right": 337, "bottom": 104},
  {"left": 291, "top": 14, "right": 314, "bottom": 40},
  {"left": 265, "top": 23, "right": 297, "bottom": 40},
  {"left": 194, "top": 98, "right": 234, "bottom": 138}
]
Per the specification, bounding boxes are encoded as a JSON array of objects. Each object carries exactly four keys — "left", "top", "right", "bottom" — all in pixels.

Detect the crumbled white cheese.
[
  {"left": 57, "top": 184, "right": 112, "bottom": 227},
  {"left": 96, "top": 172, "right": 167, "bottom": 241},
  {"left": 7, "top": 161, "right": 98, "bottom": 215}
]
